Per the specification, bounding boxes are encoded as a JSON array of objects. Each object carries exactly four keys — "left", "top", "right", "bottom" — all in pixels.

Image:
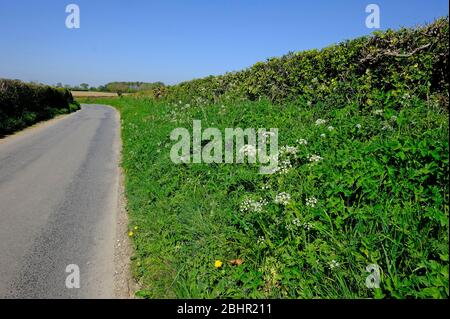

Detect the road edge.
[{"left": 103, "top": 104, "right": 139, "bottom": 298}]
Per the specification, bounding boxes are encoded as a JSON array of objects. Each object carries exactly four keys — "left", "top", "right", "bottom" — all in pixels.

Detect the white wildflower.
[
  {"left": 240, "top": 198, "right": 268, "bottom": 213},
  {"left": 306, "top": 197, "right": 318, "bottom": 208},
  {"left": 308, "top": 154, "right": 323, "bottom": 163},
  {"left": 303, "top": 222, "right": 313, "bottom": 230},
  {"left": 292, "top": 218, "right": 301, "bottom": 227},
  {"left": 327, "top": 126, "right": 334, "bottom": 131},
  {"left": 285, "top": 146, "right": 298, "bottom": 154},
  {"left": 278, "top": 159, "right": 292, "bottom": 174},
  {"left": 274, "top": 192, "right": 291, "bottom": 206},
  {"left": 280, "top": 145, "right": 298, "bottom": 156},
  {"left": 356, "top": 124, "right": 362, "bottom": 129},
  {"left": 297, "top": 139, "right": 308, "bottom": 145},
  {"left": 315, "top": 119, "right": 327, "bottom": 126},
  {"left": 320, "top": 133, "right": 326, "bottom": 138},
  {"left": 328, "top": 260, "right": 340, "bottom": 269}
]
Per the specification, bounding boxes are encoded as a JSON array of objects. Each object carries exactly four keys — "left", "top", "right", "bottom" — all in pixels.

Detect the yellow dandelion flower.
[
  {"left": 134, "top": 226, "right": 139, "bottom": 230},
  {"left": 214, "top": 260, "right": 223, "bottom": 268},
  {"left": 128, "top": 231, "right": 134, "bottom": 237}
]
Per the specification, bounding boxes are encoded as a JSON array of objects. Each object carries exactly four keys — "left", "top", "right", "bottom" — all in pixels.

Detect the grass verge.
[{"left": 79, "top": 96, "right": 448, "bottom": 299}]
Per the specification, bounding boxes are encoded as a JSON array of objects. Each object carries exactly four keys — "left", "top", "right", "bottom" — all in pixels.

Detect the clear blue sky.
[{"left": 0, "top": 0, "right": 448, "bottom": 87}]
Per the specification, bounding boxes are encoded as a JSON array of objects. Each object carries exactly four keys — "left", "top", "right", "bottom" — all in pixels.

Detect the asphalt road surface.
[{"left": 0, "top": 105, "right": 121, "bottom": 298}]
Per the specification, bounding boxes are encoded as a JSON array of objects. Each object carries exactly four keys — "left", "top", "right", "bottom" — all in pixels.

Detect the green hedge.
[
  {"left": 155, "top": 17, "right": 448, "bottom": 108},
  {"left": 0, "top": 79, "right": 80, "bottom": 136}
]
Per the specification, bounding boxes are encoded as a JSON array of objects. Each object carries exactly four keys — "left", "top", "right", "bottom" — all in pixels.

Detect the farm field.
[{"left": 71, "top": 91, "right": 120, "bottom": 98}]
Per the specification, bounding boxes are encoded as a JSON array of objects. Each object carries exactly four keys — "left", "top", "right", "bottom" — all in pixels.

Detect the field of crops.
[
  {"left": 71, "top": 91, "right": 120, "bottom": 98},
  {"left": 0, "top": 79, "right": 80, "bottom": 136},
  {"left": 80, "top": 18, "right": 449, "bottom": 299}
]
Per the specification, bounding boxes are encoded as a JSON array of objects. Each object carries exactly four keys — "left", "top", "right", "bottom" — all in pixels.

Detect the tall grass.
[{"left": 83, "top": 94, "right": 448, "bottom": 299}]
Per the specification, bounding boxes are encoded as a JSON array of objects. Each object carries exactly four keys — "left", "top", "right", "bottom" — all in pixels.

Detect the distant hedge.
[
  {"left": 154, "top": 17, "right": 448, "bottom": 109},
  {"left": 0, "top": 79, "right": 80, "bottom": 136}
]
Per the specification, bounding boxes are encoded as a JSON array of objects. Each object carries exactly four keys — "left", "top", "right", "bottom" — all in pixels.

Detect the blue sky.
[{"left": 0, "top": 0, "right": 448, "bottom": 86}]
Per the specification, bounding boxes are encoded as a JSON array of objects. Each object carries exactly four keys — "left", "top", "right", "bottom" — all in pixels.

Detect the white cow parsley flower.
[
  {"left": 308, "top": 154, "right": 323, "bottom": 163},
  {"left": 306, "top": 197, "right": 318, "bottom": 207},
  {"left": 274, "top": 192, "right": 291, "bottom": 206}
]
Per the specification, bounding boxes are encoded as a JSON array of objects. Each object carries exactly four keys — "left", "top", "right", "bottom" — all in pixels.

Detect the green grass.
[{"left": 81, "top": 95, "right": 448, "bottom": 299}]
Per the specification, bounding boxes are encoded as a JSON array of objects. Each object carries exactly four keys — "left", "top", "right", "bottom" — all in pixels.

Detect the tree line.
[{"left": 55, "top": 81, "right": 165, "bottom": 94}]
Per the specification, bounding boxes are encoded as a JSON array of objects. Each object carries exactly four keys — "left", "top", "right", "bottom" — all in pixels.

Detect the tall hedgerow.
[
  {"left": 0, "top": 79, "right": 80, "bottom": 135},
  {"left": 151, "top": 17, "right": 448, "bottom": 109}
]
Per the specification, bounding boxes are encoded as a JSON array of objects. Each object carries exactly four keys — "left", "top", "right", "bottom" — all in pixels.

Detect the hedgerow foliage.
[
  {"left": 0, "top": 79, "right": 80, "bottom": 135},
  {"left": 155, "top": 18, "right": 448, "bottom": 109}
]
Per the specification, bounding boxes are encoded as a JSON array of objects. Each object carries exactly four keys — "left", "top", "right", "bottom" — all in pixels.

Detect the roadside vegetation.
[
  {"left": 0, "top": 79, "right": 80, "bottom": 136},
  {"left": 80, "top": 17, "right": 449, "bottom": 298}
]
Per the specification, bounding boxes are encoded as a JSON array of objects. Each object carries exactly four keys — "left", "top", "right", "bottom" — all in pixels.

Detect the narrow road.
[{"left": 0, "top": 105, "right": 121, "bottom": 298}]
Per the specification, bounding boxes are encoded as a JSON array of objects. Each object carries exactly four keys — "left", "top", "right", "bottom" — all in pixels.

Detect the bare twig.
[{"left": 360, "top": 43, "right": 431, "bottom": 63}]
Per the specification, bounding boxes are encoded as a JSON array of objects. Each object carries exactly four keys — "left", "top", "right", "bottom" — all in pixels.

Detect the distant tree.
[
  {"left": 79, "top": 83, "right": 89, "bottom": 91},
  {"left": 56, "top": 82, "right": 63, "bottom": 88}
]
